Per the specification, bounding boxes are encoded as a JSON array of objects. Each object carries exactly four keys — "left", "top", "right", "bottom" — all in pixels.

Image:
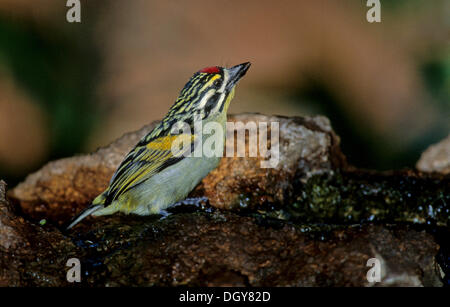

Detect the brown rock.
[
  {"left": 198, "top": 114, "right": 345, "bottom": 209},
  {"left": 417, "top": 134, "right": 450, "bottom": 175},
  {"left": 0, "top": 181, "right": 443, "bottom": 286},
  {"left": 9, "top": 113, "right": 346, "bottom": 224},
  {"left": 0, "top": 180, "right": 21, "bottom": 286},
  {"left": 0, "top": 180, "right": 80, "bottom": 286},
  {"left": 90, "top": 212, "right": 441, "bottom": 287},
  {"left": 0, "top": 180, "right": 23, "bottom": 251},
  {"left": 3, "top": 113, "right": 443, "bottom": 287}
]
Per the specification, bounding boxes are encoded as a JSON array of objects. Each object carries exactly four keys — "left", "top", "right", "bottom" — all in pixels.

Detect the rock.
[
  {"left": 0, "top": 180, "right": 24, "bottom": 251},
  {"left": 2, "top": 182, "right": 442, "bottom": 286},
  {"left": 0, "top": 189, "right": 441, "bottom": 287},
  {"left": 417, "top": 134, "right": 450, "bottom": 175},
  {"left": 1, "top": 113, "right": 446, "bottom": 287},
  {"left": 197, "top": 114, "right": 346, "bottom": 210},
  {"left": 0, "top": 180, "right": 21, "bottom": 286},
  {"left": 45, "top": 212, "right": 444, "bottom": 287},
  {"left": 286, "top": 170, "right": 449, "bottom": 226},
  {"left": 9, "top": 113, "right": 346, "bottom": 225},
  {"left": 0, "top": 180, "right": 80, "bottom": 286}
]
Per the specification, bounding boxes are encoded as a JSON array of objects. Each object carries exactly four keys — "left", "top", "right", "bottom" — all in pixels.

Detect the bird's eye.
[{"left": 213, "top": 79, "right": 221, "bottom": 88}]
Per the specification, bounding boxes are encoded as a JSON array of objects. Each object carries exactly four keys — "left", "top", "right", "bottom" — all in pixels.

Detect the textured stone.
[
  {"left": 86, "top": 213, "right": 440, "bottom": 287},
  {"left": 197, "top": 114, "right": 345, "bottom": 210},
  {"left": 0, "top": 178, "right": 443, "bottom": 287},
  {"left": 0, "top": 180, "right": 79, "bottom": 286},
  {"left": 9, "top": 113, "right": 346, "bottom": 224},
  {"left": 1, "top": 114, "right": 446, "bottom": 287},
  {"left": 417, "top": 134, "right": 450, "bottom": 175}
]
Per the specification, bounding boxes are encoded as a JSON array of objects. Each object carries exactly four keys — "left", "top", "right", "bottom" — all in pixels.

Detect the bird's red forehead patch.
[{"left": 199, "top": 66, "right": 220, "bottom": 74}]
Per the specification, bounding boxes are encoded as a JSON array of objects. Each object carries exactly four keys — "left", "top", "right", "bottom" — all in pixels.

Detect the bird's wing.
[{"left": 104, "top": 133, "right": 196, "bottom": 206}]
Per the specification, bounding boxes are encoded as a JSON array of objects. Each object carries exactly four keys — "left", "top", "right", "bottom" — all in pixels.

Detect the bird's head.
[{"left": 168, "top": 62, "right": 251, "bottom": 121}]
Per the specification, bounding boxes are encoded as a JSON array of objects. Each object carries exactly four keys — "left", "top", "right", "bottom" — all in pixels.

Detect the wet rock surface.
[
  {"left": 0, "top": 180, "right": 79, "bottom": 286},
  {"left": 0, "top": 181, "right": 443, "bottom": 286},
  {"left": 74, "top": 212, "right": 441, "bottom": 287},
  {"left": 1, "top": 114, "right": 448, "bottom": 286}
]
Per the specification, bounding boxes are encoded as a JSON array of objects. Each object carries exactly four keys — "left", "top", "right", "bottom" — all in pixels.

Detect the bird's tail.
[{"left": 65, "top": 193, "right": 106, "bottom": 230}]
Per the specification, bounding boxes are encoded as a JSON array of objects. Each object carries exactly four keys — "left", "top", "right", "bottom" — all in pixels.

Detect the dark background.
[{"left": 0, "top": 0, "right": 448, "bottom": 185}]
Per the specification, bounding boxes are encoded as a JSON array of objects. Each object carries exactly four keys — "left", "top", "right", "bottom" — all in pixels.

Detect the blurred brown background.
[{"left": 0, "top": 0, "right": 448, "bottom": 185}]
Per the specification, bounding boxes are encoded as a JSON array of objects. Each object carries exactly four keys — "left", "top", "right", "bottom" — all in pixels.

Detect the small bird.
[{"left": 66, "top": 62, "right": 251, "bottom": 229}]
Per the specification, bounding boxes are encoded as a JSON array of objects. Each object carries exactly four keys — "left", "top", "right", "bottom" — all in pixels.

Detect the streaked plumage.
[{"left": 67, "top": 62, "right": 250, "bottom": 229}]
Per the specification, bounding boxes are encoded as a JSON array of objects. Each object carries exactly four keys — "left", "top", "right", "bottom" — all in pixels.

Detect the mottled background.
[{"left": 0, "top": 0, "right": 448, "bottom": 185}]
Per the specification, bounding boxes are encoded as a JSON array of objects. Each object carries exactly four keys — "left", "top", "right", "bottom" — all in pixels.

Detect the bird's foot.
[{"left": 158, "top": 209, "right": 172, "bottom": 220}]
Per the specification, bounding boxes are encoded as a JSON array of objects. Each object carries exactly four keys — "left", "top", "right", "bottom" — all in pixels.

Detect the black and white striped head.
[{"left": 166, "top": 62, "right": 251, "bottom": 121}]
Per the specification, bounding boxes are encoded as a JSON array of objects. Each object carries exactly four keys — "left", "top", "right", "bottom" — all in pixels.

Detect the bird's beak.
[{"left": 226, "top": 62, "right": 251, "bottom": 91}]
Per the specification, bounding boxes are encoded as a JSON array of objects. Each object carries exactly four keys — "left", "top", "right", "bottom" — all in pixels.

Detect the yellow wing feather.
[{"left": 104, "top": 134, "right": 195, "bottom": 205}]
